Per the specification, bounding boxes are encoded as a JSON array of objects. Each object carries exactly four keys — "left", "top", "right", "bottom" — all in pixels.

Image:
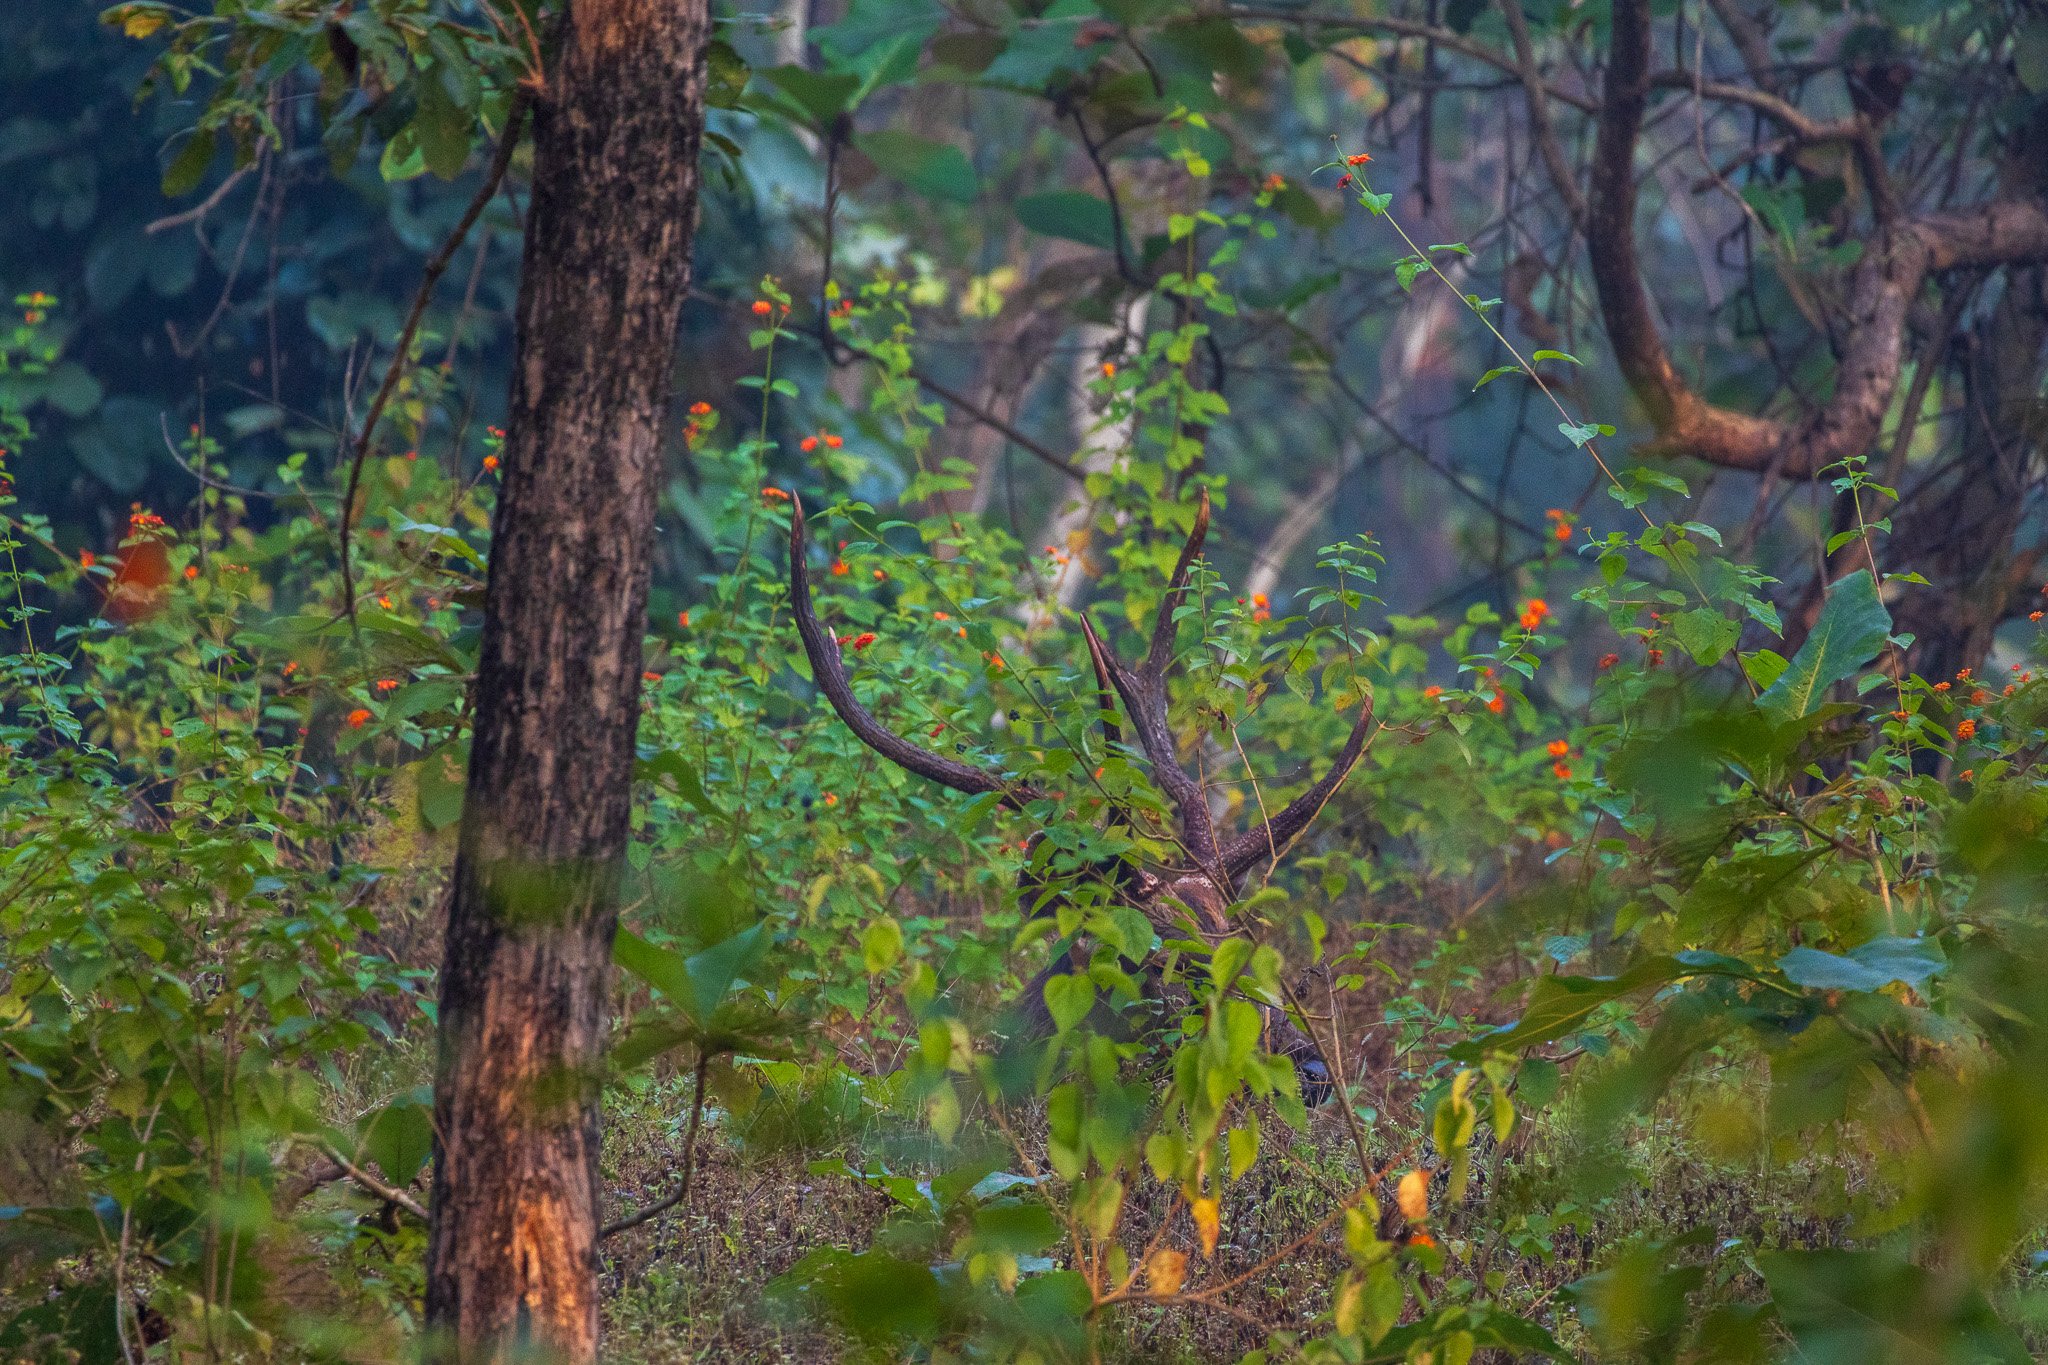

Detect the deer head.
[{"left": 788, "top": 490, "right": 1373, "bottom": 1092}]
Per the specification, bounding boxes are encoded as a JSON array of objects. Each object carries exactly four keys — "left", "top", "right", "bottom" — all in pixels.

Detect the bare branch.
[{"left": 1589, "top": 0, "right": 2048, "bottom": 478}]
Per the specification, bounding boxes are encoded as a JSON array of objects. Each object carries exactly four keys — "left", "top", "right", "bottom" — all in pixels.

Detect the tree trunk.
[{"left": 424, "top": 3, "right": 710, "bottom": 1360}]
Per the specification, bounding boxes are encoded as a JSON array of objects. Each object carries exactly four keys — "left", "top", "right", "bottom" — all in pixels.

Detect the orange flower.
[
  {"left": 825, "top": 433, "right": 843, "bottom": 449},
  {"left": 1261, "top": 172, "right": 1285, "bottom": 193},
  {"left": 1957, "top": 718, "right": 1976, "bottom": 740},
  {"left": 642, "top": 671, "right": 660, "bottom": 683},
  {"left": 1959, "top": 769, "right": 1974, "bottom": 782},
  {"left": 1547, "top": 739, "right": 1569, "bottom": 758},
  {"left": 482, "top": 454, "right": 499, "bottom": 471},
  {"left": 957, "top": 626, "right": 967, "bottom": 637},
  {"left": 1552, "top": 762, "right": 1572, "bottom": 780},
  {"left": 1486, "top": 692, "right": 1505, "bottom": 713},
  {"left": 1409, "top": 1231, "right": 1437, "bottom": 1249},
  {"left": 678, "top": 611, "right": 690, "bottom": 628},
  {"left": 1422, "top": 685, "right": 1443, "bottom": 699},
  {"left": 2035, "top": 612, "right": 2046, "bottom": 622},
  {"left": 1545, "top": 508, "right": 1567, "bottom": 521},
  {"left": 933, "top": 611, "right": 949, "bottom": 621},
  {"left": 183, "top": 564, "right": 198, "bottom": 580},
  {"left": 830, "top": 559, "right": 849, "bottom": 576},
  {"left": 800, "top": 436, "right": 818, "bottom": 453},
  {"left": 872, "top": 568, "right": 887, "bottom": 581},
  {"left": 823, "top": 792, "right": 838, "bottom": 806},
  {"left": 375, "top": 678, "right": 400, "bottom": 693},
  {"left": 1336, "top": 173, "right": 1352, "bottom": 189},
  {"left": 377, "top": 595, "right": 393, "bottom": 610},
  {"left": 1933, "top": 681, "right": 1950, "bottom": 692},
  {"left": 1554, "top": 523, "right": 1572, "bottom": 542},
  {"left": 1346, "top": 152, "right": 1372, "bottom": 166},
  {"left": 1519, "top": 598, "right": 1549, "bottom": 630},
  {"left": 751, "top": 300, "right": 773, "bottom": 315},
  {"left": 761, "top": 486, "right": 791, "bottom": 501},
  {"left": 1971, "top": 688, "right": 1990, "bottom": 705},
  {"left": 1102, "top": 361, "right": 1117, "bottom": 378},
  {"left": 1598, "top": 652, "right": 1619, "bottom": 669},
  {"left": 1647, "top": 648, "right": 1664, "bottom": 665},
  {"left": 851, "top": 632, "right": 876, "bottom": 651},
  {"left": 1957, "top": 668, "right": 1973, "bottom": 681},
  {"left": 689, "top": 401, "right": 712, "bottom": 416},
  {"left": 282, "top": 661, "right": 298, "bottom": 676},
  {"left": 345, "top": 708, "right": 371, "bottom": 729}
]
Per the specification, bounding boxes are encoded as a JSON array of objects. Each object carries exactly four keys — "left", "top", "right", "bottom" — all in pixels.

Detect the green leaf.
[
  {"left": 758, "top": 65, "right": 862, "bottom": 127},
  {"left": 415, "top": 746, "right": 466, "bottom": 831},
  {"left": 1777, "top": 936, "right": 1946, "bottom": 993},
  {"left": 635, "top": 749, "right": 717, "bottom": 817},
  {"left": 1757, "top": 569, "right": 1891, "bottom": 720},
  {"left": 1042, "top": 973, "right": 1094, "bottom": 1034},
  {"left": 413, "top": 69, "right": 472, "bottom": 180},
  {"left": 1558, "top": 421, "right": 1614, "bottom": 448},
  {"left": 704, "top": 39, "right": 751, "bottom": 109},
  {"left": 1454, "top": 957, "right": 1686, "bottom": 1056},
  {"left": 1014, "top": 191, "right": 1117, "bottom": 252},
  {"left": 360, "top": 1089, "right": 435, "bottom": 1186},
  {"left": 1473, "top": 365, "right": 1524, "bottom": 391},
  {"left": 861, "top": 917, "right": 904, "bottom": 974},
  {"left": 1671, "top": 608, "right": 1740, "bottom": 666},
  {"left": 855, "top": 130, "right": 978, "bottom": 203},
  {"left": 1531, "top": 349, "right": 1582, "bottom": 366},
  {"left": 161, "top": 128, "right": 216, "bottom": 197},
  {"left": 1760, "top": 1248, "right": 2029, "bottom": 1364},
  {"left": 615, "top": 924, "right": 769, "bottom": 1025}
]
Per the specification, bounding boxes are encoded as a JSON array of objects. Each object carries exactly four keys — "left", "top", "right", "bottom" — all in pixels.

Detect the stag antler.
[
  {"left": 1075, "top": 489, "right": 1376, "bottom": 889},
  {"left": 788, "top": 495, "right": 1043, "bottom": 810},
  {"left": 1219, "top": 695, "right": 1374, "bottom": 882},
  {"left": 790, "top": 487, "right": 1374, "bottom": 887},
  {"left": 1077, "top": 489, "right": 1222, "bottom": 869}
]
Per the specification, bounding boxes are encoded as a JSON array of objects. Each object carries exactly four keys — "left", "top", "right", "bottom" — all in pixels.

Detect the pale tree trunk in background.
[
  {"left": 424, "top": 2, "right": 711, "bottom": 1360},
  {"left": 1243, "top": 441, "right": 1368, "bottom": 607},
  {"left": 1033, "top": 294, "right": 1149, "bottom": 618}
]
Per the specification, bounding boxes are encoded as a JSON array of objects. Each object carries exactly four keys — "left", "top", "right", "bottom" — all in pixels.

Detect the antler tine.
[
  {"left": 789, "top": 496, "right": 1040, "bottom": 809},
  {"left": 1082, "top": 619, "right": 1122, "bottom": 749},
  {"left": 1141, "top": 487, "right": 1212, "bottom": 679},
  {"left": 1080, "top": 614, "right": 1220, "bottom": 867},
  {"left": 1219, "top": 691, "right": 1375, "bottom": 882}
]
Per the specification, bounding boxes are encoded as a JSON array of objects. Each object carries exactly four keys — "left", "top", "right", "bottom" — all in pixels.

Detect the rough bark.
[{"left": 424, "top": 2, "right": 710, "bottom": 1360}]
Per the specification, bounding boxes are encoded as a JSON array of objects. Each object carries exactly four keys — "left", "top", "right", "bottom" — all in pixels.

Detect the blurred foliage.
[{"left": 4, "top": 0, "right": 2048, "bottom": 1360}]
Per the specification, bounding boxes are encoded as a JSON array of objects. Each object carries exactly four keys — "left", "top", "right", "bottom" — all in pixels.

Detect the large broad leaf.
[
  {"left": 1760, "top": 1248, "right": 2029, "bottom": 1364},
  {"left": 360, "top": 1086, "right": 435, "bottom": 1186},
  {"left": 758, "top": 66, "right": 862, "bottom": 128},
  {"left": 1777, "top": 936, "right": 1947, "bottom": 993},
  {"left": 1453, "top": 957, "right": 1685, "bottom": 1057},
  {"left": 1014, "top": 191, "right": 1117, "bottom": 252},
  {"left": 615, "top": 923, "right": 769, "bottom": 1025},
  {"left": 1758, "top": 569, "right": 1891, "bottom": 720},
  {"left": 855, "top": 131, "right": 978, "bottom": 203}
]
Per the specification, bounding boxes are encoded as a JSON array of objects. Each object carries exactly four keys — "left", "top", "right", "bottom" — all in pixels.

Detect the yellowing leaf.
[
  {"left": 121, "top": 10, "right": 167, "bottom": 39},
  {"left": 1192, "top": 1196, "right": 1220, "bottom": 1256},
  {"left": 1145, "top": 1248, "right": 1187, "bottom": 1295},
  {"left": 1396, "top": 1168, "right": 1429, "bottom": 1222}
]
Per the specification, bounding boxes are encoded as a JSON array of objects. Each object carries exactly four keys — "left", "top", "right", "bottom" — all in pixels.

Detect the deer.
[{"left": 787, "top": 488, "right": 1374, "bottom": 1106}]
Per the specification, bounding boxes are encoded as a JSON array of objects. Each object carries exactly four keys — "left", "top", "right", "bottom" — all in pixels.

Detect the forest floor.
[{"left": 590, "top": 1066, "right": 1864, "bottom": 1362}]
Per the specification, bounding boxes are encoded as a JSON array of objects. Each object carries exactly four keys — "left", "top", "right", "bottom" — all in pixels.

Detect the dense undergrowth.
[{"left": 6, "top": 168, "right": 2048, "bottom": 1363}]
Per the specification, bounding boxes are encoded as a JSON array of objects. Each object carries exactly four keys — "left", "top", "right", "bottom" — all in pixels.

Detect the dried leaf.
[
  {"left": 1145, "top": 1248, "right": 1187, "bottom": 1295},
  {"left": 1192, "top": 1196, "right": 1220, "bottom": 1256},
  {"left": 1396, "top": 1168, "right": 1429, "bottom": 1222}
]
